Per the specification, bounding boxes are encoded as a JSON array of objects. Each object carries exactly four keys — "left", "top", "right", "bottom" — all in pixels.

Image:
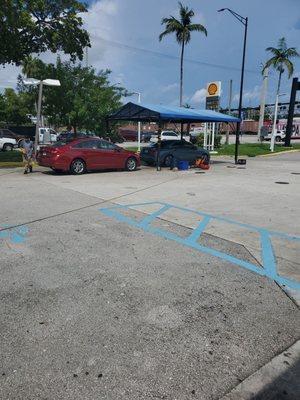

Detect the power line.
[{"left": 93, "top": 35, "right": 260, "bottom": 75}]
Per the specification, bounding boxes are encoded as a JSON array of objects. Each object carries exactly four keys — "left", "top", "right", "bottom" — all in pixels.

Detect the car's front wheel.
[
  {"left": 275, "top": 136, "right": 282, "bottom": 142},
  {"left": 70, "top": 159, "right": 86, "bottom": 175},
  {"left": 125, "top": 157, "right": 138, "bottom": 171}
]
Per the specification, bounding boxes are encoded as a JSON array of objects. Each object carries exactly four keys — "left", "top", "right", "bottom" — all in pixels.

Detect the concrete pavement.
[{"left": 0, "top": 153, "right": 299, "bottom": 399}]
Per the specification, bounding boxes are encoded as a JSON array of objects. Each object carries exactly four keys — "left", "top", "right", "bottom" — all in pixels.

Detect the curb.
[
  {"left": 220, "top": 340, "right": 300, "bottom": 400},
  {"left": 260, "top": 149, "right": 300, "bottom": 157}
]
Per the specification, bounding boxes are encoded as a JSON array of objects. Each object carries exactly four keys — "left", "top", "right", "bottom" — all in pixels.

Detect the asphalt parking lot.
[{"left": 0, "top": 153, "right": 299, "bottom": 399}]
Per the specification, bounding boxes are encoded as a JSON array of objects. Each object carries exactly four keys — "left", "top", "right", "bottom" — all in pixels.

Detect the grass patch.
[
  {"left": 0, "top": 162, "right": 24, "bottom": 168},
  {"left": 124, "top": 146, "right": 138, "bottom": 152},
  {"left": 217, "top": 143, "right": 300, "bottom": 157},
  {"left": 0, "top": 150, "right": 23, "bottom": 168}
]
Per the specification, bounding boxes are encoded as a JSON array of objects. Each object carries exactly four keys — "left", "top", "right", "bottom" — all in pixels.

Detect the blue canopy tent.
[
  {"left": 109, "top": 102, "right": 240, "bottom": 124},
  {"left": 108, "top": 102, "right": 240, "bottom": 170}
]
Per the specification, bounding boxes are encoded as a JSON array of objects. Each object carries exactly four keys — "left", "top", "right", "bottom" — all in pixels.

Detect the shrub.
[{"left": 195, "top": 133, "right": 222, "bottom": 149}]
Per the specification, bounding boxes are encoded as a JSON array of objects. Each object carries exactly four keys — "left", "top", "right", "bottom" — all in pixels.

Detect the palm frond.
[
  {"left": 188, "top": 23, "right": 207, "bottom": 36},
  {"left": 283, "top": 59, "right": 294, "bottom": 78},
  {"left": 263, "top": 56, "right": 279, "bottom": 69},
  {"left": 285, "top": 47, "right": 300, "bottom": 58},
  {"left": 265, "top": 47, "right": 281, "bottom": 57},
  {"left": 159, "top": 26, "right": 180, "bottom": 41},
  {"left": 159, "top": 2, "right": 207, "bottom": 45},
  {"left": 265, "top": 37, "right": 299, "bottom": 79}
]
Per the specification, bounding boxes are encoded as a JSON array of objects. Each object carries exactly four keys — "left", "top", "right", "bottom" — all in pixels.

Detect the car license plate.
[
  {"left": 42, "top": 152, "right": 46, "bottom": 156},
  {"left": 144, "top": 149, "right": 149, "bottom": 153}
]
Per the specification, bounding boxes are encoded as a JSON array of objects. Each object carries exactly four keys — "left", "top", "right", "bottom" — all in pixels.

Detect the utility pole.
[
  {"left": 257, "top": 67, "right": 269, "bottom": 141},
  {"left": 226, "top": 79, "right": 233, "bottom": 145},
  {"left": 285, "top": 77, "right": 300, "bottom": 147}
]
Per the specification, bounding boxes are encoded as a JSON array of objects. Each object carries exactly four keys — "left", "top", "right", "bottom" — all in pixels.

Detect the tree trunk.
[
  {"left": 277, "top": 70, "right": 282, "bottom": 97},
  {"left": 180, "top": 41, "right": 185, "bottom": 107}
]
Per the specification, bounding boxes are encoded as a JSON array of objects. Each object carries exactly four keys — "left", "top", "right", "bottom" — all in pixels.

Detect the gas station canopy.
[{"left": 108, "top": 102, "right": 241, "bottom": 124}]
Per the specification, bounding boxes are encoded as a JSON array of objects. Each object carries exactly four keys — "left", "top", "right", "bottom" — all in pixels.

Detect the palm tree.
[
  {"left": 263, "top": 38, "right": 299, "bottom": 149},
  {"left": 21, "top": 56, "right": 44, "bottom": 78},
  {"left": 264, "top": 37, "right": 299, "bottom": 97},
  {"left": 159, "top": 2, "right": 207, "bottom": 107}
]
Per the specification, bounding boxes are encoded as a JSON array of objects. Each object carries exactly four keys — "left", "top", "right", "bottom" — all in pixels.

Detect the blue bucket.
[{"left": 177, "top": 160, "right": 189, "bottom": 171}]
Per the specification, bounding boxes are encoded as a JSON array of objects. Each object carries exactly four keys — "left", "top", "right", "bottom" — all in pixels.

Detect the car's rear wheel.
[
  {"left": 275, "top": 136, "right": 282, "bottom": 142},
  {"left": 70, "top": 159, "right": 86, "bottom": 175},
  {"left": 163, "top": 154, "right": 173, "bottom": 168},
  {"left": 3, "top": 143, "right": 13, "bottom": 151},
  {"left": 125, "top": 157, "right": 138, "bottom": 171}
]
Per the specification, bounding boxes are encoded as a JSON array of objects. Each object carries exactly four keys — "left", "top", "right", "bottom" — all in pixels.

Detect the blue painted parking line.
[
  {"left": 0, "top": 225, "right": 29, "bottom": 249},
  {"left": 99, "top": 202, "right": 300, "bottom": 291}
]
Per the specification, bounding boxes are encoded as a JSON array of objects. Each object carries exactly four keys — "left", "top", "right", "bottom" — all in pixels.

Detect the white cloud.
[
  {"left": 233, "top": 85, "right": 261, "bottom": 103},
  {"left": 0, "top": 65, "right": 21, "bottom": 91},
  {"left": 190, "top": 88, "right": 206, "bottom": 105},
  {"left": 161, "top": 83, "right": 179, "bottom": 93}
]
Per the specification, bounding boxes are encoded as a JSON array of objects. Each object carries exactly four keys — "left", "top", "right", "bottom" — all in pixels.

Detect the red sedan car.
[{"left": 37, "top": 138, "right": 140, "bottom": 174}]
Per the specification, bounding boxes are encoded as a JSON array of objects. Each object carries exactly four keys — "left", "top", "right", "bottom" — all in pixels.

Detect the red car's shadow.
[{"left": 41, "top": 168, "right": 141, "bottom": 176}]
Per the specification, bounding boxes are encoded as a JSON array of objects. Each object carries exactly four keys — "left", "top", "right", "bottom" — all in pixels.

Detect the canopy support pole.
[
  {"left": 180, "top": 123, "right": 184, "bottom": 140},
  {"left": 156, "top": 120, "right": 162, "bottom": 171}
]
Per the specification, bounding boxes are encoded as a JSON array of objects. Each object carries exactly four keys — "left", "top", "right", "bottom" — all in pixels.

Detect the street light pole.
[
  {"left": 132, "top": 91, "right": 142, "bottom": 152},
  {"left": 35, "top": 81, "right": 43, "bottom": 154},
  {"left": 258, "top": 67, "right": 269, "bottom": 141},
  {"left": 218, "top": 8, "right": 248, "bottom": 164},
  {"left": 23, "top": 78, "right": 61, "bottom": 155}
]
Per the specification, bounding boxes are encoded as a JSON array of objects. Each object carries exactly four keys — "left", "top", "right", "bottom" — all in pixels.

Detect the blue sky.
[
  {"left": 82, "top": 0, "right": 300, "bottom": 108},
  {"left": 1, "top": 0, "right": 300, "bottom": 108}
]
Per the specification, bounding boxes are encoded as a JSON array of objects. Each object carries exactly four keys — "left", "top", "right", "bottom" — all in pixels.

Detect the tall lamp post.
[
  {"left": 131, "top": 91, "right": 142, "bottom": 152},
  {"left": 218, "top": 8, "right": 248, "bottom": 164},
  {"left": 23, "top": 78, "right": 61, "bottom": 155}
]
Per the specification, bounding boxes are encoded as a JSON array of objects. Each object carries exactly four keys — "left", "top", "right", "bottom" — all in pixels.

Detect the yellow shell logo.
[{"left": 208, "top": 83, "right": 218, "bottom": 96}]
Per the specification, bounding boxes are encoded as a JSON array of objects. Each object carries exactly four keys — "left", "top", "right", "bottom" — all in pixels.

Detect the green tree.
[
  {"left": 263, "top": 38, "right": 299, "bottom": 107},
  {"left": 0, "top": 0, "right": 90, "bottom": 65},
  {"left": 19, "top": 58, "right": 126, "bottom": 135},
  {"left": 159, "top": 2, "right": 207, "bottom": 106},
  {"left": 0, "top": 88, "right": 32, "bottom": 125}
]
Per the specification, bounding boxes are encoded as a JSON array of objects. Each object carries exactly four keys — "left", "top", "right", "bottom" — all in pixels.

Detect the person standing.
[{"left": 22, "top": 137, "right": 34, "bottom": 174}]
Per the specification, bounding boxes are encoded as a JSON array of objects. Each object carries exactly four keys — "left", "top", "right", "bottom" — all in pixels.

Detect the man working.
[{"left": 22, "top": 137, "right": 34, "bottom": 174}]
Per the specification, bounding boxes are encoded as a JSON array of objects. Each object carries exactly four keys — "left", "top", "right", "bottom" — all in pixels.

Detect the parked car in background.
[
  {"left": 119, "top": 130, "right": 155, "bottom": 142},
  {"left": 57, "top": 131, "right": 96, "bottom": 142},
  {"left": 37, "top": 138, "right": 140, "bottom": 174},
  {"left": 141, "top": 132, "right": 154, "bottom": 142},
  {"left": 141, "top": 140, "right": 210, "bottom": 167},
  {"left": 150, "top": 130, "right": 180, "bottom": 143},
  {"left": 119, "top": 129, "right": 137, "bottom": 142},
  {"left": 0, "top": 131, "right": 17, "bottom": 151},
  {"left": 264, "top": 130, "right": 286, "bottom": 142},
  {"left": 0, "top": 128, "right": 25, "bottom": 147}
]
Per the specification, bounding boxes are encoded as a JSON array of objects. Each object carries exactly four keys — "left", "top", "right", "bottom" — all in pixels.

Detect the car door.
[
  {"left": 98, "top": 140, "right": 124, "bottom": 168},
  {"left": 172, "top": 141, "right": 196, "bottom": 162},
  {"left": 72, "top": 140, "right": 104, "bottom": 170}
]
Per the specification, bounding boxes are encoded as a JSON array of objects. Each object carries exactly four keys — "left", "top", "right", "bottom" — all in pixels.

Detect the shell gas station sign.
[{"left": 206, "top": 81, "right": 221, "bottom": 111}]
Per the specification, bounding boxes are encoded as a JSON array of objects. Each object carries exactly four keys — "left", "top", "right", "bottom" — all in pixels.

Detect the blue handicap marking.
[
  {"left": 0, "top": 224, "right": 29, "bottom": 246},
  {"left": 99, "top": 202, "right": 300, "bottom": 291}
]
